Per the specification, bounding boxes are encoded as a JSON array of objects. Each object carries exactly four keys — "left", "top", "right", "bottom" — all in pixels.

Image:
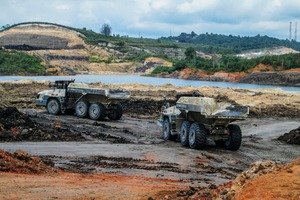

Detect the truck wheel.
[
  {"left": 189, "top": 123, "right": 207, "bottom": 149},
  {"left": 224, "top": 124, "right": 242, "bottom": 151},
  {"left": 89, "top": 103, "right": 106, "bottom": 120},
  {"left": 47, "top": 99, "right": 60, "bottom": 115},
  {"left": 180, "top": 121, "right": 190, "bottom": 147},
  {"left": 108, "top": 103, "right": 123, "bottom": 120},
  {"left": 162, "top": 118, "right": 177, "bottom": 141},
  {"left": 75, "top": 100, "right": 89, "bottom": 118}
]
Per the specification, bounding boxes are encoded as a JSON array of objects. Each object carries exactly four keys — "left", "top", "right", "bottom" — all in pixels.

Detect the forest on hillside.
[
  {"left": 151, "top": 49, "right": 300, "bottom": 75},
  {"left": 160, "top": 32, "right": 300, "bottom": 54}
]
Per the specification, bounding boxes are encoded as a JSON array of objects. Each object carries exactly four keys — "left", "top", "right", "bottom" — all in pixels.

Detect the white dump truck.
[
  {"left": 158, "top": 93, "right": 249, "bottom": 150},
  {"left": 35, "top": 80, "right": 130, "bottom": 120}
]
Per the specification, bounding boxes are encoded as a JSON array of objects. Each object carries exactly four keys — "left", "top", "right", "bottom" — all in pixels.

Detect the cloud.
[{"left": 0, "top": 0, "right": 299, "bottom": 39}]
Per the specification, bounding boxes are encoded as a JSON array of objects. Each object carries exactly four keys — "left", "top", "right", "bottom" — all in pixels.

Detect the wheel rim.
[
  {"left": 90, "top": 104, "right": 100, "bottom": 118},
  {"left": 181, "top": 129, "right": 187, "bottom": 141},
  {"left": 78, "top": 102, "right": 86, "bottom": 115},
  {"left": 189, "top": 129, "right": 195, "bottom": 145},
  {"left": 50, "top": 102, "right": 57, "bottom": 112},
  {"left": 48, "top": 100, "right": 58, "bottom": 114}
]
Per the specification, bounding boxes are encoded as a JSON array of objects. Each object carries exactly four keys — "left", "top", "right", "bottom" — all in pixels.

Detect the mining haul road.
[{"left": 1, "top": 109, "right": 299, "bottom": 188}]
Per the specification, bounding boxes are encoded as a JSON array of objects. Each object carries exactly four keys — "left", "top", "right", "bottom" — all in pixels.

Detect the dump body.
[
  {"left": 35, "top": 80, "right": 130, "bottom": 120},
  {"left": 176, "top": 97, "right": 249, "bottom": 126}
]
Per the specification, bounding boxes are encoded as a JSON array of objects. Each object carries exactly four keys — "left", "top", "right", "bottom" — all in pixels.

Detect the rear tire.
[
  {"left": 107, "top": 103, "right": 123, "bottom": 120},
  {"left": 225, "top": 124, "right": 242, "bottom": 151},
  {"left": 47, "top": 99, "right": 60, "bottom": 115},
  {"left": 180, "top": 121, "right": 190, "bottom": 147},
  {"left": 75, "top": 100, "right": 89, "bottom": 118},
  {"left": 89, "top": 103, "right": 106, "bottom": 120},
  {"left": 189, "top": 123, "right": 207, "bottom": 149}
]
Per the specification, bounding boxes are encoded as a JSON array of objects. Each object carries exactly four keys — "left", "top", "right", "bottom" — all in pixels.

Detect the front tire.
[
  {"left": 189, "top": 123, "right": 207, "bottom": 149},
  {"left": 180, "top": 121, "right": 190, "bottom": 147},
  {"left": 75, "top": 100, "right": 89, "bottom": 118},
  {"left": 225, "top": 124, "right": 242, "bottom": 151},
  {"left": 47, "top": 99, "right": 60, "bottom": 115},
  {"left": 89, "top": 103, "right": 106, "bottom": 120}
]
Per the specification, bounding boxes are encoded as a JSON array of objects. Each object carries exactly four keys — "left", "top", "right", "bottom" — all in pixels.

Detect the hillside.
[
  {"left": 160, "top": 32, "right": 300, "bottom": 54},
  {"left": 0, "top": 22, "right": 300, "bottom": 86}
]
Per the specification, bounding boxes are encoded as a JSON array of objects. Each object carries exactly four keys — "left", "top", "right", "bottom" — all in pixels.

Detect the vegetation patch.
[{"left": 0, "top": 49, "right": 46, "bottom": 75}]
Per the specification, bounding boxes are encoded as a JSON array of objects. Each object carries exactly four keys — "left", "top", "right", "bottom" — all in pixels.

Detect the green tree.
[
  {"left": 100, "top": 23, "right": 112, "bottom": 36},
  {"left": 185, "top": 47, "right": 196, "bottom": 61}
]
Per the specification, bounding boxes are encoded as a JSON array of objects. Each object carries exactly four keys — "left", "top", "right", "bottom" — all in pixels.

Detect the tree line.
[
  {"left": 151, "top": 47, "right": 300, "bottom": 75},
  {"left": 161, "top": 32, "right": 300, "bottom": 53}
]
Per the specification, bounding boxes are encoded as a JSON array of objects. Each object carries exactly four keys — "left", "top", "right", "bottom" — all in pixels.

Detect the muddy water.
[{"left": 1, "top": 114, "right": 299, "bottom": 187}]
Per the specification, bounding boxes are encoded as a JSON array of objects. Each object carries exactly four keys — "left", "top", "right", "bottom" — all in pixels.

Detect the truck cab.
[{"left": 35, "top": 80, "right": 75, "bottom": 114}]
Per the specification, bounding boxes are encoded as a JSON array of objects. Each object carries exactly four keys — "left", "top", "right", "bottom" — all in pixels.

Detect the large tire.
[
  {"left": 162, "top": 118, "right": 177, "bottom": 141},
  {"left": 180, "top": 121, "right": 190, "bottom": 147},
  {"left": 108, "top": 103, "right": 123, "bottom": 120},
  {"left": 46, "top": 99, "right": 60, "bottom": 115},
  {"left": 189, "top": 123, "right": 207, "bottom": 149},
  {"left": 75, "top": 100, "right": 89, "bottom": 118},
  {"left": 225, "top": 124, "right": 242, "bottom": 151},
  {"left": 89, "top": 103, "right": 106, "bottom": 120}
]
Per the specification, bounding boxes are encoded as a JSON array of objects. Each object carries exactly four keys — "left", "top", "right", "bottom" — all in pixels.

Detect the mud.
[
  {"left": 0, "top": 107, "right": 85, "bottom": 141},
  {"left": 278, "top": 126, "right": 300, "bottom": 145}
]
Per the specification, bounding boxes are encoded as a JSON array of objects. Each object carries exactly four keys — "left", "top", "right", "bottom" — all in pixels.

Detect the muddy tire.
[
  {"left": 47, "top": 99, "right": 60, "bottom": 115},
  {"left": 162, "top": 118, "right": 177, "bottom": 141},
  {"left": 189, "top": 123, "right": 207, "bottom": 149},
  {"left": 180, "top": 121, "right": 190, "bottom": 147},
  {"left": 75, "top": 100, "right": 89, "bottom": 118},
  {"left": 225, "top": 124, "right": 242, "bottom": 151},
  {"left": 108, "top": 103, "right": 123, "bottom": 120},
  {"left": 89, "top": 103, "right": 106, "bottom": 120}
]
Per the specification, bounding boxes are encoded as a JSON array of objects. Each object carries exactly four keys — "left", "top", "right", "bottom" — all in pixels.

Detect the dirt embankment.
[
  {"left": 156, "top": 64, "right": 300, "bottom": 87},
  {"left": 156, "top": 158, "right": 300, "bottom": 200}
]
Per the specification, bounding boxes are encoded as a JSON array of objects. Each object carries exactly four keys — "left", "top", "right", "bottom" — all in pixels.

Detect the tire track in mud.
[{"left": 42, "top": 154, "right": 242, "bottom": 183}]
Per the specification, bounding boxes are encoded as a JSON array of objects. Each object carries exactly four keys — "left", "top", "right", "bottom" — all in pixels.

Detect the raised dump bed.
[{"left": 160, "top": 96, "right": 249, "bottom": 151}]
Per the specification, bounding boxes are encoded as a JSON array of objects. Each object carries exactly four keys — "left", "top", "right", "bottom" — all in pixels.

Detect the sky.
[{"left": 1, "top": 0, "right": 300, "bottom": 39}]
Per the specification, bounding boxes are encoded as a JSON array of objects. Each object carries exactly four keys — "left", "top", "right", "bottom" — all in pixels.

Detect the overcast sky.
[{"left": 1, "top": 0, "right": 300, "bottom": 39}]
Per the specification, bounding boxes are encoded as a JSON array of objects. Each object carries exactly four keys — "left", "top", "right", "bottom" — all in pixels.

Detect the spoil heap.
[
  {"left": 0, "top": 149, "right": 59, "bottom": 174},
  {"left": 0, "top": 107, "right": 84, "bottom": 141}
]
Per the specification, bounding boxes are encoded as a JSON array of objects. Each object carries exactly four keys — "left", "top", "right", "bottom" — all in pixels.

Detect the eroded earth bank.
[{"left": 0, "top": 80, "right": 299, "bottom": 199}]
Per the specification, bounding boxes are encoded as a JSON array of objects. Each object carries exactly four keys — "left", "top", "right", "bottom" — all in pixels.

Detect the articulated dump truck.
[
  {"left": 158, "top": 94, "right": 249, "bottom": 150},
  {"left": 35, "top": 80, "right": 130, "bottom": 120}
]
